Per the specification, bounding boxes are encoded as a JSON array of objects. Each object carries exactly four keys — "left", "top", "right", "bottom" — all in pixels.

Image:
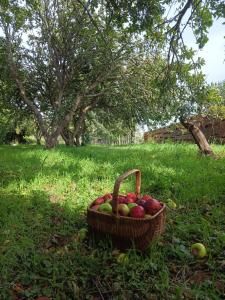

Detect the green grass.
[{"left": 0, "top": 143, "right": 225, "bottom": 299}]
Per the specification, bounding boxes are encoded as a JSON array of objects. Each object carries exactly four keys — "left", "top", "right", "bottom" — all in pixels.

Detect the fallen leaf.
[
  {"left": 51, "top": 215, "right": 62, "bottom": 226},
  {"left": 112, "top": 249, "right": 120, "bottom": 256},
  {"left": 215, "top": 280, "right": 225, "bottom": 293},
  {"left": 51, "top": 234, "right": 70, "bottom": 246},
  {"left": 12, "top": 283, "right": 24, "bottom": 293},
  {"left": 43, "top": 234, "right": 71, "bottom": 251},
  {"left": 170, "top": 264, "right": 179, "bottom": 274},
  {"left": 188, "top": 270, "right": 211, "bottom": 285},
  {"left": 218, "top": 260, "right": 225, "bottom": 271}
]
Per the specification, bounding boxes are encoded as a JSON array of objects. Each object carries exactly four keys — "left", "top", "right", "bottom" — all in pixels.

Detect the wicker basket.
[{"left": 87, "top": 169, "right": 166, "bottom": 251}]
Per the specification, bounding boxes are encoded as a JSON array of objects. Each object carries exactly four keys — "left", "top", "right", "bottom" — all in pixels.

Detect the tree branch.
[{"left": 1, "top": 20, "right": 48, "bottom": 138}]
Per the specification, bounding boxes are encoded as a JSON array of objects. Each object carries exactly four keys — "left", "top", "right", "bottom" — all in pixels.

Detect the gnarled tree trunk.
[
  {"left": 61, "top": 128, "right": 75, "bottom": 146},
  {"left": 75, "top": 134, "right": 81, "bottom": 146},
  {"left": 180, "top": 118, "right": 214, "bottom": 156},
  {"left": 44, "top": 135, "right": 58, "bottom": 149}
]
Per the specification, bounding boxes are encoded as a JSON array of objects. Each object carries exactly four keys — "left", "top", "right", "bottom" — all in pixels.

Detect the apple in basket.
[
  {"left": 145, "top": 199, "right": 162, "bottom": 215},
  {"left": 136, "top": 199, "right": 147, "bottom": 208},
  {"left": 94, "top": 197, "right": 105, "bottom": 205},
  {"left": 99, "top": 203, "right": 112, "bottom": 214},
  {"left": 103, "top": 193, "right": 112, "bottom": 201},
  {"left": 127, "top": 193, "right": 137, "bottom": 201},
  {"left": 118, "top": 196, "right": 126, "bottom": 204},
  {"left": 130, "top": 205, "right": 145, "bottom": 218},
  {"left": 91, "top": 204, "right": 100, "bottom": 211},
  {"left": 105, "top": 199, "right": 112, "bottom": 204},
  {"left": 127, "top": 203, "right": 137, "bottom": 209},
  {"left": 124, "top": 196, "right": 135, "bottom": 204},
  {"left": 142, "top": 194, "right": 153, "bottom": 201},
  {"left": 118, "top": 204, "right": 130, "bottom": 216}
]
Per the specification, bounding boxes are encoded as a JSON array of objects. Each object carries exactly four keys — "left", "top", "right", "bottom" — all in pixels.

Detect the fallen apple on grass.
[
  {"left": 116, "top": 253, "right": 129, "bottom": 264},
  {"left": 77, "top": 228, "right": 88, "bottom": 241},
  {"left": 118, "top": 204, "right": 130, "bottom": 216},
  {"left": 191, "top": 243, "right": 207, "bottom": 258},
  {"left": 166, "top": 199, "right": 177, "bottom": 209}
]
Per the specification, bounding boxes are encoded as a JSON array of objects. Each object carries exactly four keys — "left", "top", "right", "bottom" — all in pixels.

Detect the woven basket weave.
[{"left": 87, "top": 169, "right": 166, "bottom": 250}]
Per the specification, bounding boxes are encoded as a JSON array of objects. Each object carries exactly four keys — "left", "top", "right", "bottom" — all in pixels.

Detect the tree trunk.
[
  {"left": 35, "top": 128, "right": 42, "bottom": 145},
  {"left": 75, "top": 134, "right": 81, "bottom": 146},
  {"left": 61, "top": 128, "right": 75, "bottom": 146},
  {"left": 44, "top": 135, "right": 58, "bottom": 149},
  {"left": 36, "top": 136, "right": 41, "bottom": 145},
  {"left": 180, "top": 118, "right": 215, "bottom": 156}
]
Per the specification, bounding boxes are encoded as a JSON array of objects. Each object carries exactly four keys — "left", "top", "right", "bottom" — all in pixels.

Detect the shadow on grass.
[
  {"left": 0, "top": 188, "right": 118, "bottom": 299},
  {"left": 1, "top": 144, "right": 225, "bottom": 204},
  {"left": 54, "top": 144, "right": 225, "bottom": 203},
  {"left": 1, "top": 188, "right": 165, "bottom": 300},
  {"left": 1, "top": 144, "right": 225, "bottom": 299}
]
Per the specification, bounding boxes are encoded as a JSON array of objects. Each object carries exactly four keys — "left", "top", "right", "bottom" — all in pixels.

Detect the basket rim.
[{"left": 87, "top": 202, "right": 166, "bottom": 221}]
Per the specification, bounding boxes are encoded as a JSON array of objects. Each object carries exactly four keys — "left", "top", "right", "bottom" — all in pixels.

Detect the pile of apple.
[{"left": 90, "top": 193, "right": 163, "bottom": 218}]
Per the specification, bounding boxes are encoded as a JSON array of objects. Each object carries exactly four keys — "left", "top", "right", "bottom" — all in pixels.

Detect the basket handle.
[{"left": 112, "top": 169, "right": 141, "bottom": 216}]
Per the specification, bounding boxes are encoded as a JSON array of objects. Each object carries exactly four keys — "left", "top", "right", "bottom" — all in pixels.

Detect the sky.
[{"left": 183, "top": 18, "right": 225, "bottom": 84}]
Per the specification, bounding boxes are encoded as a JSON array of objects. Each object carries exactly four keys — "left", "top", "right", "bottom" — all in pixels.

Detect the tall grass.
[{"left": 0, "top": 143, "right": 225, "bottom": 299}]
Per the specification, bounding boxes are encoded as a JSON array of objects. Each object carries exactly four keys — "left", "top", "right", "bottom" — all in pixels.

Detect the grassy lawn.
[{"left": 0, "top": 143, "right": 225, "bottom": 299}]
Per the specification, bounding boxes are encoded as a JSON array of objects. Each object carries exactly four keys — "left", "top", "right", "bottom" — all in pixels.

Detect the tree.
[
  {"left": 58, "top": 44, "right": 166, "bottom": 146},
  {"left": 161, "top": 64, "right": 217, "bottom": 156},
  {"left": 0, "top": 0, "right": 224, "bottom": 149},
  {"left": 0, "top": 36, "right": 37, "bottom": 144},
  {"left": 104, "top": 0, "right": 224, "bottom": 156},
  {"left": 71, "top": 0, "right": 225, "bottom": 154},
  {"left": 177, "top": 77, "right": 225, "bottom": 156},
  {"left": 207, "top": 81, "right": 225, "bottom": 120},
  {"left": 0, "top": 0, "right": 137, "bottom": 148}
]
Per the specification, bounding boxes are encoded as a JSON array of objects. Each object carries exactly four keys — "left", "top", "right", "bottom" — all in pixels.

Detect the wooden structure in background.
[{"left": 144, "top": 116, "right": 225, "bottom": 144}]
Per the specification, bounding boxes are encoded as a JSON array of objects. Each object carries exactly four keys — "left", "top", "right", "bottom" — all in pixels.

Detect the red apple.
[
  {"left": 91, "top": 204, "right": 100, "bottom": 211},
  {"left": 127, "top": 193, "right": 137, "bottom": 200},
  {"left": 137, "top": 199, "right": 147, "bottom": 208},
  {"left": 124, "top": 196, "right": 135, "bottom": 204},
  {"left": 145, "top": 199, "right": 162, "bottom": 215},
  {"left": 118, "top": 204, "right": 130, "bottom": 216},
  {"left": 94, "top": 197, "right": 105, "bottom": 205},
  {"left": 142, "top": 194, "right": 153, "bottom": 201},
  {"left": 130, "top": 205, "right": 145, "bottom": 218},
  {"left": 103, "top": 193, "right": 112, "bottom": 201},
  {"left": 118, "top": 196, "right": 126, "bottom": 203}
]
